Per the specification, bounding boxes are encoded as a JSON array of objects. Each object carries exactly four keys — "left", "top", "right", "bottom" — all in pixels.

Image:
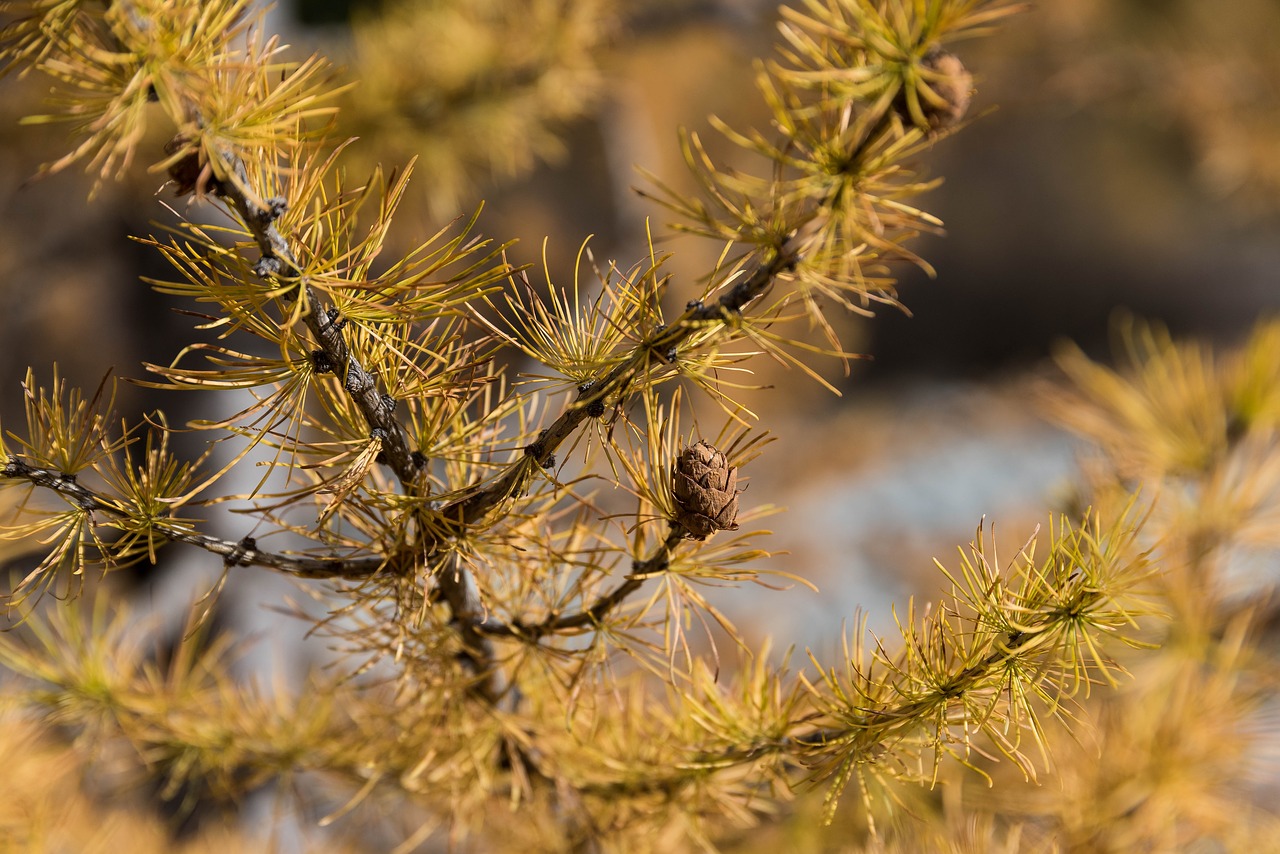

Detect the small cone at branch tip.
[
  {"left": 165, "top": 136, "right": 222, "bottom": 198},
  {"left": 915, "top": 49, "right": 973, "bottom": 131},
  {"left": 671, "top": 440, "right": 740, "bottom": 540}
]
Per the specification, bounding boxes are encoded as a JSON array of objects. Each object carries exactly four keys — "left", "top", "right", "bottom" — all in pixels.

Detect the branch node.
[
  {"left": 343, "top": 361, "right": 367, "bottom": 394},
  {"left": 524, "top": 429, "right": 555, "bottom": 469},
  {"left": 524, "top": 430, "right": 546, "bottom": 458},
  {"left": 311, "top": 349, "right": 334, "bottom": 374},
  {"left": 262, "top": 197, "right": 288, "bottom": 223},
  {"left": 227, "top": 535, "right": 258, "bottom": 567},
  {"left": 254, "top": 255, "right": 284, "bottom": 278}
]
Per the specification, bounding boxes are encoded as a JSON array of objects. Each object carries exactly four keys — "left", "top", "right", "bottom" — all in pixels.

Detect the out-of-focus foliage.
[
  {"left": 0, "top": 713, "right": 266, "bottom": 853},
  {"left": 335, "top": 0, "right": 615, "bottom": 219},
  {"left": 0, "top": 0, "right": 339, "bottom": 194},
  {"left": 1034, "top": 0, "right": 1280, "bottom": 216},
  {"left": 992, "top": 316, "right": 1280, "bottom": 851}
]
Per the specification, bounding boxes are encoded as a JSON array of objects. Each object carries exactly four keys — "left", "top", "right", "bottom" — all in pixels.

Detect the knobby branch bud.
[{"left": 671, "top": 440, "right": 740, "bottom": 539}]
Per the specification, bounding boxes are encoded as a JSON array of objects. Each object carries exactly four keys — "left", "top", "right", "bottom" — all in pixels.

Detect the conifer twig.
[
  {"left": 1, "top": 456, "right": 387, "bottom": 578},
  {"left": 584, "top": 526, "right": 1147, "bottom": 799},
  {"left": 441, "top": 172, "right": 825, "bottom": 528},
  {"left": 211, "top": 154, "right": 506, "bottom": 696},
  {"left": 213, "top": 154, "right": 424, "bottom": 486},
  {"left": 479, "top": 527, "right": 685, "bottom": 638}
]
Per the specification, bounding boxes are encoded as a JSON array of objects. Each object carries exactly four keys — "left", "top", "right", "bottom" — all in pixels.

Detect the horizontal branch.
[
  {"left": 583, "top": 572, "right": 1131, "bottom": 799},
  {"left": 2, "top": 457, "right": 388, "bottom": 580}
]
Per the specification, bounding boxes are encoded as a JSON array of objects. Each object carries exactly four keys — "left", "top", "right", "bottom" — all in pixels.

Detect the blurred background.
[{"left": 2, "top": 0, "right": 1279, "bottom": 704}]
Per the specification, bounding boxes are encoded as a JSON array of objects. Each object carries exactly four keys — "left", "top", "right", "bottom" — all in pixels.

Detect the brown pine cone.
[{"left": 671, "top": 440, "right": 740, "bottom": 540}]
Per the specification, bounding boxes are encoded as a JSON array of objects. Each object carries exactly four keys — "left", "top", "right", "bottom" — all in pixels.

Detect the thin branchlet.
[
  {"left": 438, "top": 158, "right": 817, "bottom": 527},
  {"left": 575, "top": 513, "right": 1150, "bottom": 802},
  {"left": 480, "top": 527, "right": 684, "bottom": 638},
  {"left": 2, "top": 457, "right": 386, "bottom": 578}
]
